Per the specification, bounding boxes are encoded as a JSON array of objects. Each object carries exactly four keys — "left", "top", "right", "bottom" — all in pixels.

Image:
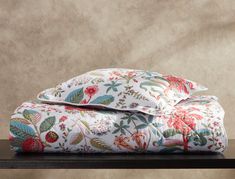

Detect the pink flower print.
[
  {"left": 165, "top": 75, "right": 193, "bottom": 94},
  {"left": 59, "top": 116, "right": 68, "bottom": 122},
  {"left": 213, "top": 121, "right": 219, "bottom": 127},
  {"left": 167, "top": 107, "right": 203, "bottom": 151}
]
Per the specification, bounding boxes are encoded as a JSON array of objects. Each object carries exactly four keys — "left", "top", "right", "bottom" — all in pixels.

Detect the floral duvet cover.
[{"left": 9, "top": 96, "right": 227, "bottom": 153}]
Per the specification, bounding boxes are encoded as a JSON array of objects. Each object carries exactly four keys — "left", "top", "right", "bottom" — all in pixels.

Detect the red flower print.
[
  {"left": 114, "top": 135, "right": 134, "bottom": 151},
  {"left": 165, "top": 75, "right": 193, "bottom": 94},
  {"left": 132, "top": 132, "right": 147, "bottom": 150},
  {"left": 167, "top": 107, "right": 203, "bottom": 151},
  {"left": 81, "top": 99, "right": 88, "bottom": 104},
  {"left": 84, "top": 85, "right": 98, "bottom": 97},
  {"left": 59, "top": 116, "right": 68, "bottom": 122},
  {"left": 22, "top": 138, "right": 44, "bottom": 152},
  {"left": 45, "top": 131, "right": 59, "bottom": 143}
]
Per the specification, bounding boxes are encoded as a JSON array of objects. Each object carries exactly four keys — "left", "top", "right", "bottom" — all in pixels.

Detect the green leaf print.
[
  {"left": 135, "top": 124, "right": 148, "bottom": 129},
  {"left": 23, "top": 109, "right": 41, "bottom": 124},
  {"left": 11, "top": 118, "right": 31, "bottom": 125},
  {"left": 10, "top": 137, "right": 24, "bottom": 148},
  {"left": 104, "top": 81, "right": 122, "bottom": 93},
  {"left": 147, "top": 115, "right": 154, "bottom": 123},
  {"left": 163, "top": 129, "right": 180, "bottom": 138},
  {"left": 39, "top": 116, "right": 56, "bottom": 133},
  {"left": 136, "top": 114, "right": 148, "bottom": 124},
  {"left": 189, "top": 129, "right": 211, "bottom": 146},
  {"left": 90, "top": 95, "right": 114, "bottom": 105},
  {"left": 121, "top": 113, "right": 138, "bottom": 124},
  {"left": 65, "top": 88, "right": 84, "bottom": 103},
  {"left": 191, "top": 134, "right": 207, "bottom": 146},
  {"left": 10, "top": 121, "right": 36, "bottom": 139},
  {"left": 196, "top": 129, "right": 211, "bottom": 136},
  {"left": 135, "top": 114, "right": 163, "bottom": 136},
  {"left": 112, "top": 121, "right": 130, "bottom": 135}
]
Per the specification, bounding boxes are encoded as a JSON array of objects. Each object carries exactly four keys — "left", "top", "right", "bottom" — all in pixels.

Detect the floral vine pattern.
[
  {"left": 37, "top": 68, "right": 207, "bottom": 115},
  {"left": 10, "top": 96, "right": 227, "bottom": 153}
]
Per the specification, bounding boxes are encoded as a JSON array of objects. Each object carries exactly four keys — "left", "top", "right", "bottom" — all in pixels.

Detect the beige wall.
[{"left": 1, "top": 0, "right": 235, "bottom": 178}]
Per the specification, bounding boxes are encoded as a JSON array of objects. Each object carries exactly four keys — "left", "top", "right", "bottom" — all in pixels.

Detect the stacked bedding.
[{"left": 9, "top": 68, "right": 228, "bottom": 153}]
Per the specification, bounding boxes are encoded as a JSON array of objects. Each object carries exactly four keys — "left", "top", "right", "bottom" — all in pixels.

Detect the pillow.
[{"left": 37, "top": 68, "right": 207, "bottom": 115}]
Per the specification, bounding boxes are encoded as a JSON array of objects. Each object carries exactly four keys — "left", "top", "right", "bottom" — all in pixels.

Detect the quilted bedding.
[{"left": 9, "top": 96, "right": 227, "bottom": 153}]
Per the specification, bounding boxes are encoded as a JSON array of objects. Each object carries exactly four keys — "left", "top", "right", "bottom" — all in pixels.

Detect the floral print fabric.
[
  {"left": 10, "top": 96, "right": 227, "bottom": 153},
  {"left": 37, "top": 68, "right": 207, "bottom": 115}
]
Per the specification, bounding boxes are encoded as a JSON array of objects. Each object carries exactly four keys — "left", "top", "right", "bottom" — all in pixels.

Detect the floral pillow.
[{"left": 37, "top": 68, "right": 207, "bottom": 115}]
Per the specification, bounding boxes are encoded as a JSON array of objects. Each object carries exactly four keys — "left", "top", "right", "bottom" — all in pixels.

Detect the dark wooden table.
[{"left": 0, "top": 139, "right": 235, "bottom": 169}]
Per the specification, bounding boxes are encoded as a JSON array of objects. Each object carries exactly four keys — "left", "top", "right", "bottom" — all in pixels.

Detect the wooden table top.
[{"left": 0, "top": 139, "right": 235, "bottom": 169}]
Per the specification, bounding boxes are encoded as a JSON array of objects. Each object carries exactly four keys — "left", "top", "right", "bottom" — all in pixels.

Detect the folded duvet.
[{"left": 9, "top": 96, "right": 227, "bottom": 153}]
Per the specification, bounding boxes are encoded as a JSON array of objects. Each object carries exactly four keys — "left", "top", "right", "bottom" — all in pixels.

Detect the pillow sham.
[{"left": 37, "top": 68, "right": 207, "bottom": 115}]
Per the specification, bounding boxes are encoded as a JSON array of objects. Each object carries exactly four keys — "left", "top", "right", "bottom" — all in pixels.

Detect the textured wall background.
[{"left": 1, "top": 0, "right": 235, "bottom": 178}]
